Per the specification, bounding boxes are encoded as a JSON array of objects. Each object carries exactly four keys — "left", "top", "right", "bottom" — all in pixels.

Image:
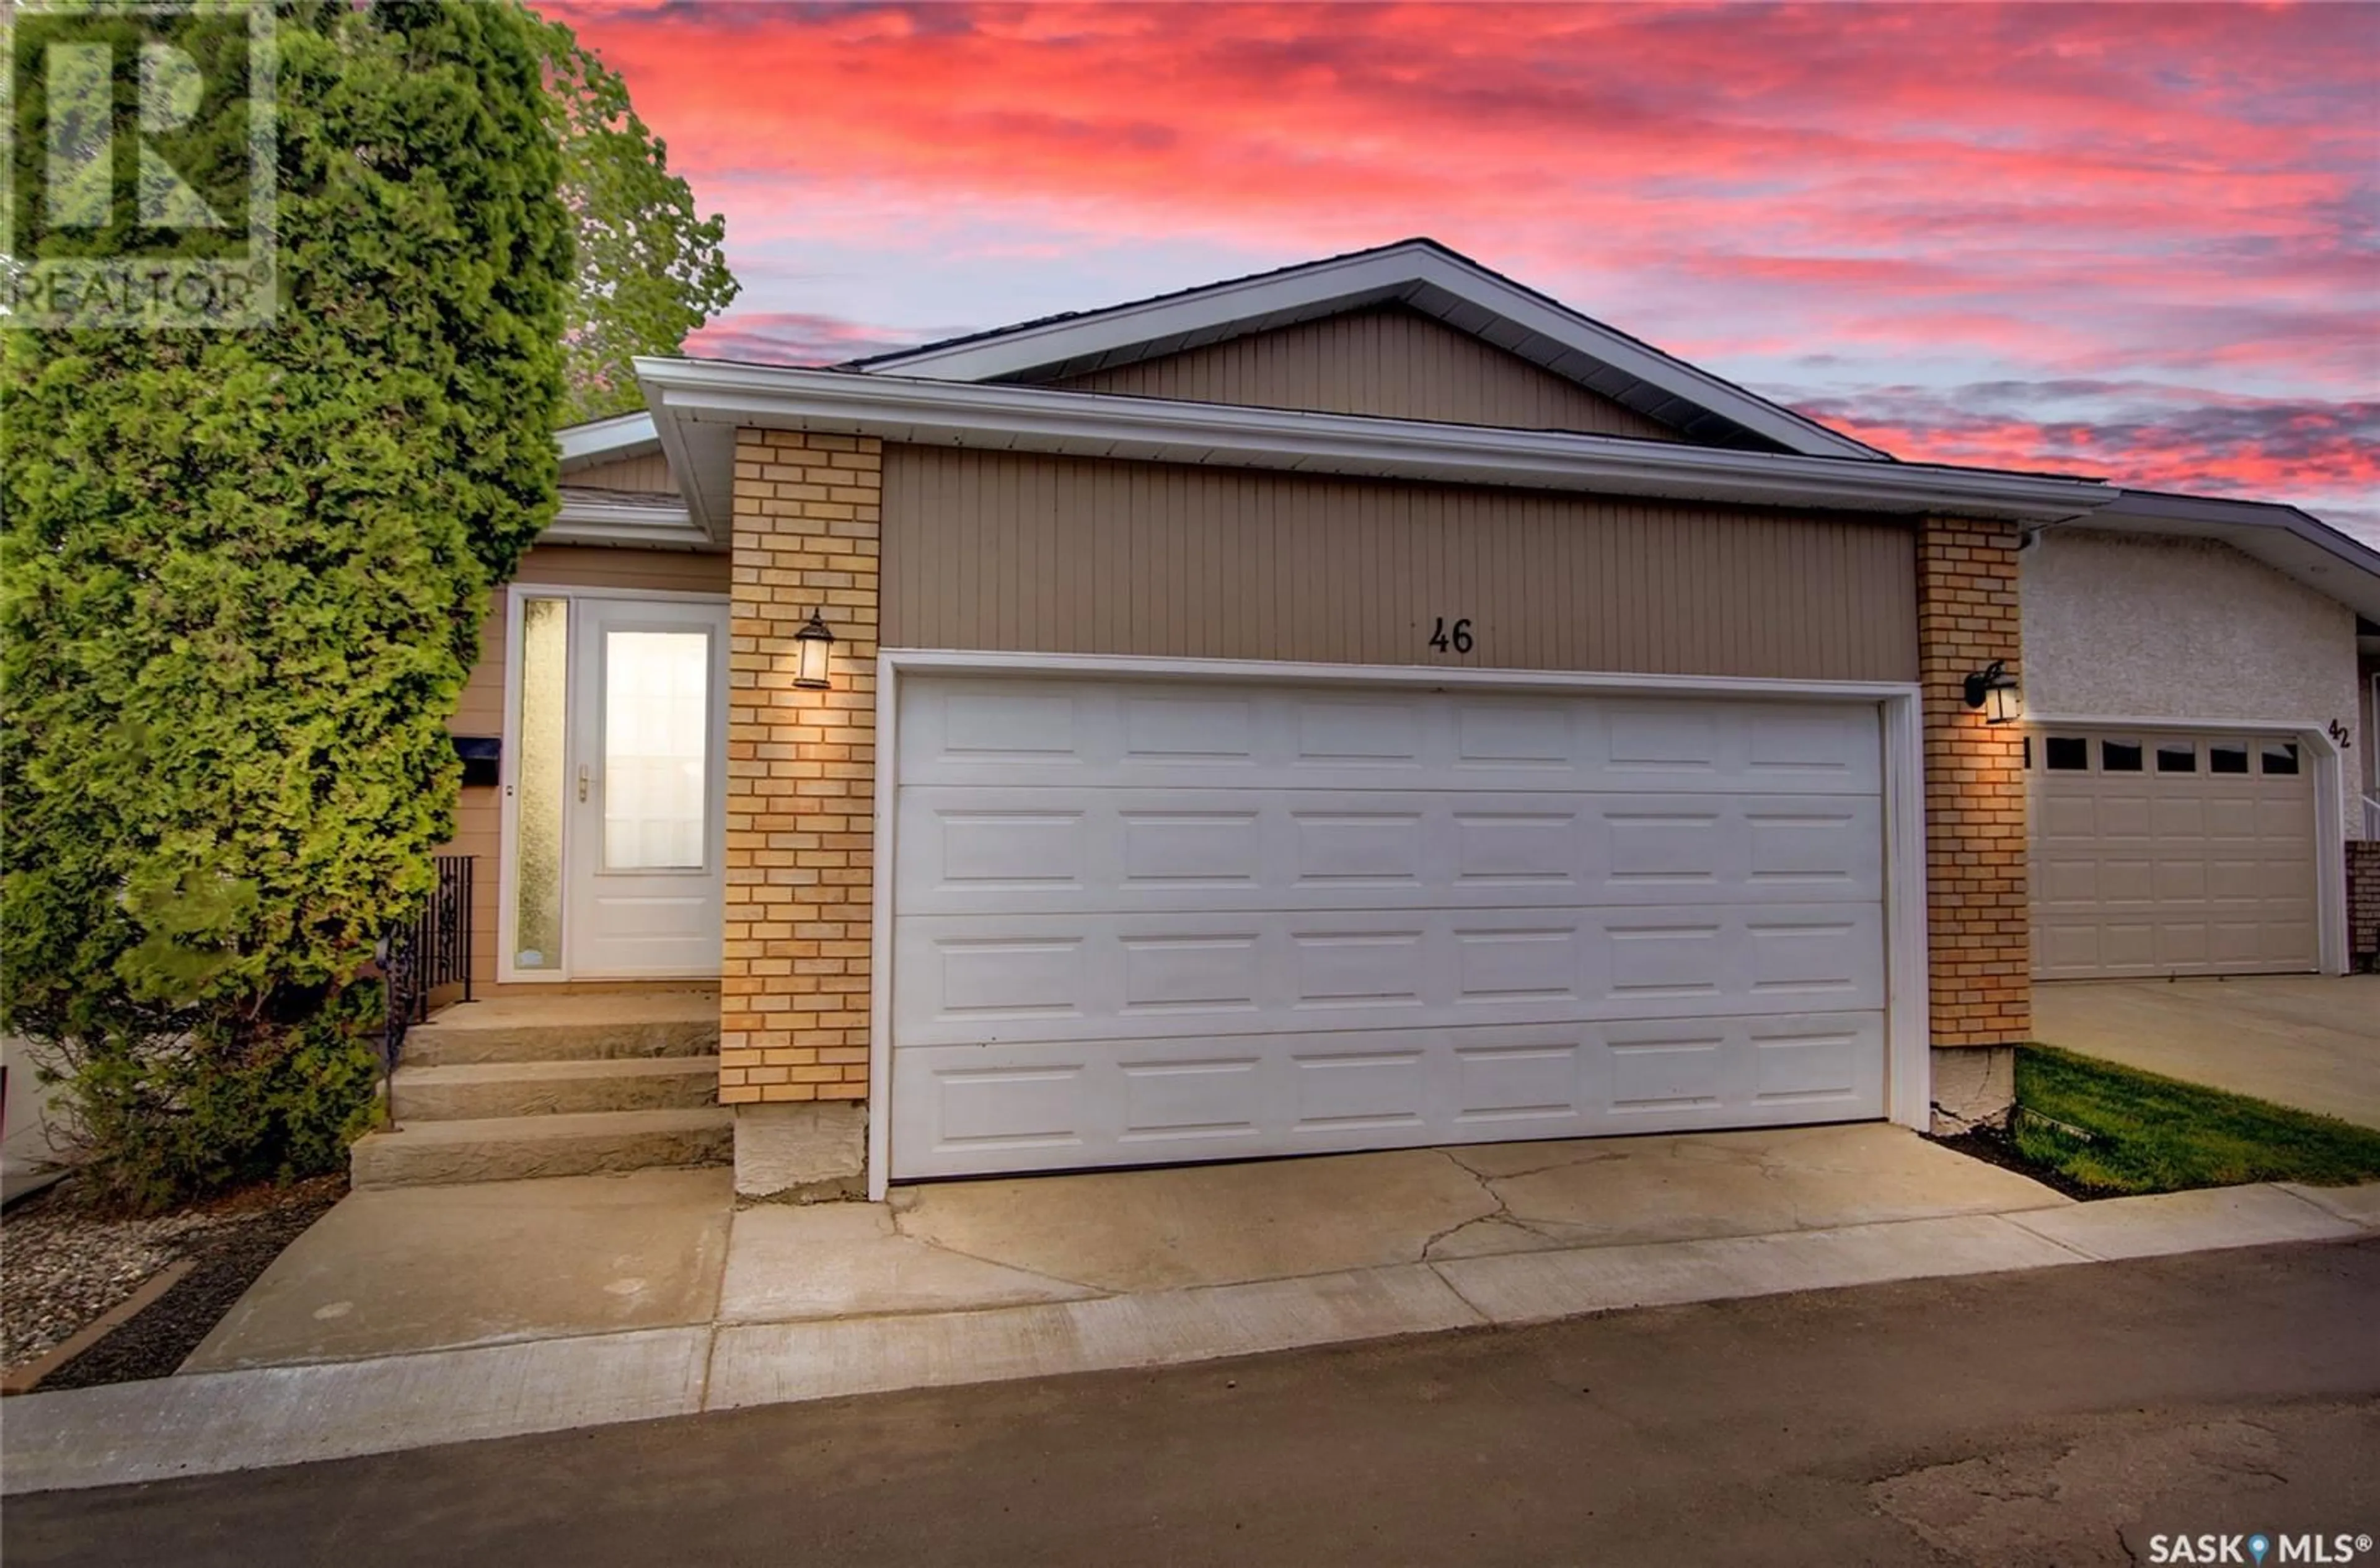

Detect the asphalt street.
[{"left": 10, "top": 1238, "right": 2378, "bottom": 1567}]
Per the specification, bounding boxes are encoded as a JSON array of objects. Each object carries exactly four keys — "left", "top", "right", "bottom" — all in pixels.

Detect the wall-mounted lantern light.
[
  {"left": 1962, "top": 659, "right": 2022, "bottom": 725},
  {"left": 793, "top": 609, "right": 835, "bottom": 690}
]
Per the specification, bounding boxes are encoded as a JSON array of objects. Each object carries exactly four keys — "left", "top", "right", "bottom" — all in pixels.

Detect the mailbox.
[{"left": 454, "top": 736, "right": 501, "bottom": 788}]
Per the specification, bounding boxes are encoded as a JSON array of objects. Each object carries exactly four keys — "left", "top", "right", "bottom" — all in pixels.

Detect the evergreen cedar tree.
[{"left": 0, "top": 0, "right": 571, "bottom": 1208}]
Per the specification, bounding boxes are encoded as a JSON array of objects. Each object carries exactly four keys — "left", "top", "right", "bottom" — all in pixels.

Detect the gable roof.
[
  {"left": 551, "top": 410, "right": 705, "bottom": 550},
  {"left": 638, "top": 355, "right": 2113, "bottom": 545},
  {"left": 2087, "top": 490, "right": 2380, "bottom": 622},
  {"left": 845, "top": 239, "right": 1889, "bottom": 462}
]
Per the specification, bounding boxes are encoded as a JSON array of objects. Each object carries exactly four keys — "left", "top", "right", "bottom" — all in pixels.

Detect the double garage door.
[
  {"left": 2028, "top": 729, "right": 2319, "bottom": 979},
  {"left": 887, "top": 675, "right": 1893, "bottom": 1180}
]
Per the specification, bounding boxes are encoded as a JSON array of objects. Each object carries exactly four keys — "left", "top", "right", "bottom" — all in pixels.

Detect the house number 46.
[{"left": 1429, "top": 616, "right": 1474, "bottom": 654}]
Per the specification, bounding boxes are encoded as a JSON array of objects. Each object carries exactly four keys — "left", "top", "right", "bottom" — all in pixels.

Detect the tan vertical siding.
[
  {"left": 566, "top": 452, "right": 679, "bottom": 495},
  {"left": 881, "top": 447, "right": 1917, "bottom": 684},
  {"left": 1047, "top": 305, "right": 1683, "bottom": 440},
  {"left": 435, "top": 545, "right": 732, "bottom": 988}
]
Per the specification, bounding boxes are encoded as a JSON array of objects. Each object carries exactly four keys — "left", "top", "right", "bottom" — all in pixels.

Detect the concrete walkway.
[
  {"left": 2035, "top": 975, "right": 2380, "bottom": 1128},
  {"left": 5, "top": 1124, "right": 2378, "bottom": 1495},
  {"left": 15, "top": 1242, "right": 2379, "bottom": 1568}
]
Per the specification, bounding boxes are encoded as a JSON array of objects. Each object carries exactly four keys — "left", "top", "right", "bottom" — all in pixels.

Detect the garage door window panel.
[{"left": 2045, "top": 736, "right": 2090, "bottom": 770}]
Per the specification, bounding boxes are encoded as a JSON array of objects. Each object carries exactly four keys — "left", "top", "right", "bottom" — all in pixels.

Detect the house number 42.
[{"left": 1428, "top": 617, "right": 1474, "bottom": 654}]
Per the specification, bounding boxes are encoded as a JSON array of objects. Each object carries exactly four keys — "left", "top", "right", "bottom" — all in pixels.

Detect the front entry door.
[{"left": 558, "top": 596, "right": 728, "bottom": 977}]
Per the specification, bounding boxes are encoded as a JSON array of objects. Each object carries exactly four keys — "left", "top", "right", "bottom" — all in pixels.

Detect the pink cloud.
[{"left": 546, "top": 1, "right": 2378, "bottom": 514}]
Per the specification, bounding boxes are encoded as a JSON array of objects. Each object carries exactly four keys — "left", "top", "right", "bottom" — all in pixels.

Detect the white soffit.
[
  {"left": 843, "top": 239, "right": 1889, "bottom": 463},
  {"left": 635, "top": 356, "right": 2117, "bottom": 540},
  {"left": 2081, "top": 491, "right": 2380, "bottom": 622}
]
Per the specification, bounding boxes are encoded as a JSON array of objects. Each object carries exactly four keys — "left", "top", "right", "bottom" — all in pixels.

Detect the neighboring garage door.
[
  {"left": 888, "top": 675, "right": 1891, "bottom": 1180},
  {"left": 2029, "top": 730, "right": 2318, "bottom": 980}
]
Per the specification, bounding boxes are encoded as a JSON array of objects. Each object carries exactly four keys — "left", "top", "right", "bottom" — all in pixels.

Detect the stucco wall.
[{"left": 2022, "top": 527, "right": 2364, "bottom": 837}]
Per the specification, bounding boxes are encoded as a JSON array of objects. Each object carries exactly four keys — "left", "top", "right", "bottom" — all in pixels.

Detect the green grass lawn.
[{"left": 2010, "top": 1045, "right": 2380, "bottom": 1196}]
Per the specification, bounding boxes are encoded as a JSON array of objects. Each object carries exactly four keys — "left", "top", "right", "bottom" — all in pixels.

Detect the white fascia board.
[
  {"left": 544, "top": 490, "right": 713, "bottom": 551},
  {"left": 847, "top": 241, "right": 1887, "bottom": 462},
  {"left": 636, "top": 357, "right": 2117, "bottom": 532},
  {"left": 557, "top": 410, "right": 663, "bottom": 469}
]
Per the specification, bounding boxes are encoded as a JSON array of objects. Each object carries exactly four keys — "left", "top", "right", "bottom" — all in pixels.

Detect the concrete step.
[
  {"left": 401, "top": 992, "right": 718, "bottom": 1067},
  {"left": 390, "top": 1057, "right": 721, "bottom": 1121},
  {"left": 350, "top": 1108, "right": 733, "bottom": 1189}
]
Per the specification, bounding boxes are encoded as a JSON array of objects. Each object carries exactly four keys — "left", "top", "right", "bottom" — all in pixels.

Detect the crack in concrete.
[
  {"left": 1421, "top": 1149, "right": 1577, "bottom": 1262},
  {"left": 883, "top": 1207, "right": 1114, "bottom": 1297},
  {"left": 1439, "top": 1145, "right": 1626, "bottom": 1184}
]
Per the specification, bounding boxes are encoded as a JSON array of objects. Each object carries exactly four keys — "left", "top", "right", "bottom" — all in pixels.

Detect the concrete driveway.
[
  {"left": 2034, "top": 975, "right": 2380, "bottom": 1128},
  {"left": 183, "top": 1123, "right": 2062, "bottom": 1372}
]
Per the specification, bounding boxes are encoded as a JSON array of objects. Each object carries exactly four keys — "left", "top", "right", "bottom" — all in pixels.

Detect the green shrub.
[
  {"left": 1, "top": 0, "right": 569, "bottom": 1212},
  {"left": 38, "top": 989, "right": 384, "bottom": 1214}
]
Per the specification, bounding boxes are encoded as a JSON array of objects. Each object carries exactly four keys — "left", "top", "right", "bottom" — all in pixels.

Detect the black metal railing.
[{"left": 377, "top": 855, "right": 475, "bottom": 1110}]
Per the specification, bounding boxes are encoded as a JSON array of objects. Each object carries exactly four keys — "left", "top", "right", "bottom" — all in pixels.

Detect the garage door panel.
[
  {"left": 2094, "top": 793, "right": 2154, "bottom": 839},
  {"left": 899, "top": 680, "right": 1880, "bottom": 795},
  {"left": 2262, "top": 918, "right": 2317, "bottom": 964},
  {"left": 888, "top": 1013, "right": 1887, "bottom": 1180},
  {"left": 893, "top": 903, "right": 1885, "bottom": 1044},
  {"left": 2040, "top": 795, "right": 2102, "bottom": 839},
  {"left": 892, "top": 676, "right": 1891, "bottom": 1180},
  {"left": 2028, "top": 727, "right": 2316, "bottom": 980},
  {"left": 899, "top": 788, "right": 1882, "bottom": 913}
]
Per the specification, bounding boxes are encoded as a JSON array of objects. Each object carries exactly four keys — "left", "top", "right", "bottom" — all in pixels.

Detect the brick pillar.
[
  {"left": 1918, "top": 517, "right": 2029, "bottom": 1129},
  {"left": 2348, "top": 841, "right": 2380, "bottom": 972},
  {"left": 721, "top": 428, "right": 880, "bottom": 1196}
]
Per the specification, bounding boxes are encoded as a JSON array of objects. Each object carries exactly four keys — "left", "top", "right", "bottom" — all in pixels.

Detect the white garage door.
[
  {"left": 889, "top": 676, "right": 1890, "bottom": 1179},
  {"left": 2029, "top": 730, "right": 2318, "bottom": 979}
]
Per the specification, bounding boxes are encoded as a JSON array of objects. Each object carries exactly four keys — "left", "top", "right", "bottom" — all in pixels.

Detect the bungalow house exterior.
[{"left": 372, "top": 239, "right": 2380, "bottom": 1202}]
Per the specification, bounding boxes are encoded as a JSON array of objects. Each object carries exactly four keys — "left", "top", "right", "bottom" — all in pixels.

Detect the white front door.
[
  {"left": 887, "top": 674, "right": 1890, "bottom": 1180},
  {"left": 504, "top": 589, "right": 728, "bottom": 980},
  {"left": 565, "top": 597, "right": 729, "bottom": 977}
]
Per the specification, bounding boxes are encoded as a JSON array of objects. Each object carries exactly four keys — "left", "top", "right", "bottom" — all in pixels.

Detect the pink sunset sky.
[{"left": 547, "top": 1, "right": 2379, "bottom": 544}]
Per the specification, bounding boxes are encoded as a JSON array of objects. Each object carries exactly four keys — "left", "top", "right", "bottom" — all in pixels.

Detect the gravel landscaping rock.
[{"left": 2, "top": 1175, "right": 344, "bottom": 1384}]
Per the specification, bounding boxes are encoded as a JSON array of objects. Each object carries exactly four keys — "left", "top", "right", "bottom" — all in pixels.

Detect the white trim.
[
  {"left": 547, "top": 491, "right": 710, "bottom": 552},
  {"left": 1880, "top": 693, "right": 1933, "bottom": 1129},
  {"left": 865, "top": 648, "right": 1934, "bottom": 1191},
  {"left": 848, "top": 241, "right": 1889, "bottom": 462},
  {"left": 2025, "top": 713, "right": 2349, "bottom": 976},
  {"left": 877, "top": 648, "right": 1923, "bottom": 702},
  {"left": 557, "top": 411, "right": 662, "bottom": 467},
  {"left": 493, "top": 583, "right": 734, "bottom": 984},
  {"left": 866, "top": 651, "right": 901, "bottom": 1202},
  {"left": 511, "top": 581, "right": 729, "bottom": 606},
  {"left": 635, "top": 358, "right": 2118, "bottom": 544}
]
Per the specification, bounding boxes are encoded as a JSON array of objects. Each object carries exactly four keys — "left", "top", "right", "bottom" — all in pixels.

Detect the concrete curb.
[{"left": 4, "top": 1180, "right": 2373, "bottom": 1497}]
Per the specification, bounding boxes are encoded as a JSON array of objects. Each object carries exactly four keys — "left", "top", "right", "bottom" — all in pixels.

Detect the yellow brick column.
[
  {"left": 721, "top": 427, "right": 880, "bottom": 1196},
  {"left": 1917, "top": 516, "right": 2030, "bottom": 1130}
]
